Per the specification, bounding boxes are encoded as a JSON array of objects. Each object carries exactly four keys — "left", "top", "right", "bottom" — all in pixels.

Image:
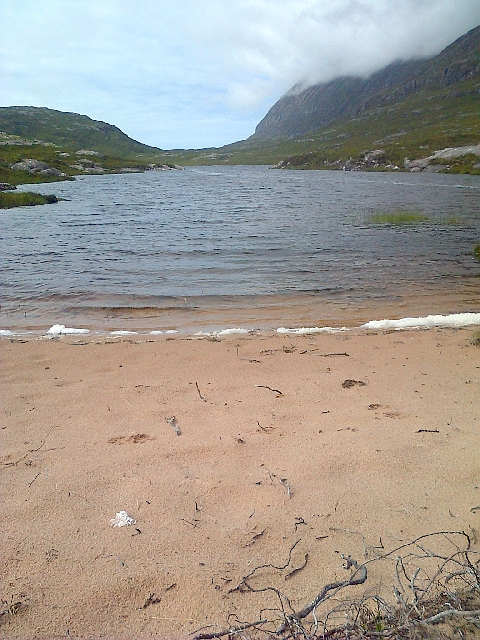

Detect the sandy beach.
[{"left": 1, "top": 326, "right": 479, "bottom": 638}]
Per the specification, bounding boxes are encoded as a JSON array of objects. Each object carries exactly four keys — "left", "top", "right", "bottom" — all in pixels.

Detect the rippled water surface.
[{"left": 1, "top": 166, "right": 479, "bottom": 331}]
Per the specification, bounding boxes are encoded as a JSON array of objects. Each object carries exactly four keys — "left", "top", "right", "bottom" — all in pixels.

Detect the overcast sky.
[{"left": 1, "top": 1, "right": 479, "bottom": 150}]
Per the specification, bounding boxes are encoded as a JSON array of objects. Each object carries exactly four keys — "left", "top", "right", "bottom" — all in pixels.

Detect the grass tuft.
[
  {"left": 367, "top": 210, "right": 428, "bottom": 225},
  {"left": 0, "top": 191, "right": 58, "bottom": 209}
]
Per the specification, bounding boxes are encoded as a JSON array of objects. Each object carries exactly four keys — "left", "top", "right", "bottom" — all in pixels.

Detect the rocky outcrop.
[
  {"left": 404, "top": 144, "right": 480, "bottom": 172},
  {"left": 10, "top": 158, "right": 66, "bottom": 177}
]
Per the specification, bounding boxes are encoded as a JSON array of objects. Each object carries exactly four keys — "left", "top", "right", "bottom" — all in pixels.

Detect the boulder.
[
  {"left": 11, "top": 158, "right": 49, "bottom": 171},
  {"left": 39, "top": 168, "right": 64, "bottom": 177}
]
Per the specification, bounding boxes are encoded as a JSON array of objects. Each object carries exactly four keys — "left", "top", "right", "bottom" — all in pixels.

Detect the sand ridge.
[{"left": 1, "top": 328, "right": 479, "bottom": 637}]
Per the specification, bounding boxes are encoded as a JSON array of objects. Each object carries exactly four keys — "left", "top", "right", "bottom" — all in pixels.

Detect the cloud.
[
  {"left": 185, "top": 0, "right": 480, "bottom": 104},
  {"left": 0, "top": 0, "right": 478, "bottom": 148}
]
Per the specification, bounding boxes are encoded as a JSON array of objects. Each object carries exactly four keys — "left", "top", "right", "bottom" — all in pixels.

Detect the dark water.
[{"left": 1, "top": 166, "right": 479, "bottom": 332}]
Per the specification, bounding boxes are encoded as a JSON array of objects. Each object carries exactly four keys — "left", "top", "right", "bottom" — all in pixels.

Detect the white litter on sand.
[
  {"left": 109, "top": 511, "right": 136, "bottom": 527},
  {"left": 361, "top": 312, "right": 480, "bottom": 331}
]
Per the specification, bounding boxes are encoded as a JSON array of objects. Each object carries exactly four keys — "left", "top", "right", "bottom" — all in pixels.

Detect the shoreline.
[
  {"left": 1, "top": 324, "right": 480, "bottom": 637},
  {"left": 1, "top": 277, "right": 479, "bottom": 337}
]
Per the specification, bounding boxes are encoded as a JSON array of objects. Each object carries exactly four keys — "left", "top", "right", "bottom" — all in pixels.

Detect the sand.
[{"left": 1, "top": 327, "right": 479, "bottom": 638}]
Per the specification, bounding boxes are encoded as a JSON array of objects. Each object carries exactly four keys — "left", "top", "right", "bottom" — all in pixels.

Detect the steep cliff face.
[{"left": 252, "top": 25, "right": 479, "bottom": 141}]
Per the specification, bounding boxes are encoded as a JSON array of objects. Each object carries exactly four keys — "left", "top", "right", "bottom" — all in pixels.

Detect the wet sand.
[
  {"left": 2, "top": 276, "right": 479, "bottom": 335},
  {"left": 1, "top": 327, "right": 479, "bottom": 638}
]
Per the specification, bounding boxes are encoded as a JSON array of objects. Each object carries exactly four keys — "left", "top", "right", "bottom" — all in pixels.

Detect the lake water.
[{"left": 1, "top": 166, "right": 479, "bottom": 334}]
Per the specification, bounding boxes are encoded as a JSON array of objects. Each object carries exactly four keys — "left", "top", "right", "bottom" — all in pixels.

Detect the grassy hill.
[
  {"left": 0, "top": 107, "right": 185, "bottom": 188},
  {"left": 0, "top": 106, "right": 163, "bottom": 157}
]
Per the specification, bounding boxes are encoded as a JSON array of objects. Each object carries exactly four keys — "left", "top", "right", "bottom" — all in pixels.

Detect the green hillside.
[
  {"left": 0, "top": 106, "right": 162, "bottom": 157},
  {"left": 177, "top": 81, "right": 480, "bottom": 173},
  {"left": 0, "top": 107, "right": 183, "bottom": 189}
]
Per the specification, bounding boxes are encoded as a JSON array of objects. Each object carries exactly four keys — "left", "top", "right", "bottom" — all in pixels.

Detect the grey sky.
[{"left": 0, "top": 1, "right": 479, "bottom": 149}]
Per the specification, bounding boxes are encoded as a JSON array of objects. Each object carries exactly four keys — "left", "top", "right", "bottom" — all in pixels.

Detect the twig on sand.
[
  {"left": 195, "top": 382, "right": 207, "bottom": 402},
  {"left": 256, "top": 384, "right": 283, "bottom": 396},
  {"left": 138, "top": 593, "right": 161, "bottom": 610},
  {"left": 4, "top": 425, "right": 59, "bottom": 467},
  {"left": 28, "top": 472, "right": 41, "bottom": 487},
  {"left": 193, "top": 619, "right": 268, "bottom": 640},
  {"left": 285, "top": 553, "right": 309, "bottom": 580},
  {"left": 416, "top": 428, "right": 440, "bottom": 433},
  {"left": 257, "top": 420, "right": 276, "bottom": 432},
  {"left": 236, "top": 346, "right": 261, "bottom": 363},
  {"left": 229, "top": 539, "right": 301, "bottom": 594},
  {"left": 166, "top": 416, "right": 181, "bottom": 436},
  {"left": 303, "top": 351, "right": 350, "bottom": 357}
]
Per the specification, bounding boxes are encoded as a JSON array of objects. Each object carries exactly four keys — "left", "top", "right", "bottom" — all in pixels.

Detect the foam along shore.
[
  {"left": 1, "top": 323, "right": 479, "bottom": 638},
  {"left": 1, "top": 312, "right": 480, "bottom": 340},
  {"left": 360, "top": 312, "right": 480, "bottom": 331}
]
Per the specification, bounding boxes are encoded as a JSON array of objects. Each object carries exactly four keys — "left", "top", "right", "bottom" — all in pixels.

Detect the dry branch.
[
  {"left": 421, "top": 608, "right": 480, "bottom": 625},
  {"left": 276, "top": 556, "right": 367, "bottom": 635},
  {"left": 211, "top": 530, "right": 479, "bottom": 640}
]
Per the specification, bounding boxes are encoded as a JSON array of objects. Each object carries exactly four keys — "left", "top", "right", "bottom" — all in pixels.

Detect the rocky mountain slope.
[{"left": 252, "top": 25, "right": 479, "bottom": 141}]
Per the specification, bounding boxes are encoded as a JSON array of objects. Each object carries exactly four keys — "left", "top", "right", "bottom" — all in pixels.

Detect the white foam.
[
  {"left": 110, "top": 330, "right": 138, "bottom": 335},
  {"left": 46, "top": 325, "right": 90, "bottom": 337},
  {"left": 0, "top": 329, "right": 13, "bottom": 336},
  {"left": 194, "top": 328, "right": 249, "bottom": 337},
  {"left": 216, "top": 328, "right": 249, "bottom": 336},
  {"left": 149, "top": 330, "right": 164, "bottom": 335},
  {"left": 361, "top": 313, "right": 480, "bottom": 331},
  {"left": 277, "top": 326, "right": 347, "bottom": 335}
]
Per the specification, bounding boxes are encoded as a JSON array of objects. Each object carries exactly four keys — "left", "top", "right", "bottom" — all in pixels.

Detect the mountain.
[
  {"left": 251, "top": 25, "right": 480, "bottom": 141},
  {"left": 0, "top": 106, "right": 162, "bottom": 157}
]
